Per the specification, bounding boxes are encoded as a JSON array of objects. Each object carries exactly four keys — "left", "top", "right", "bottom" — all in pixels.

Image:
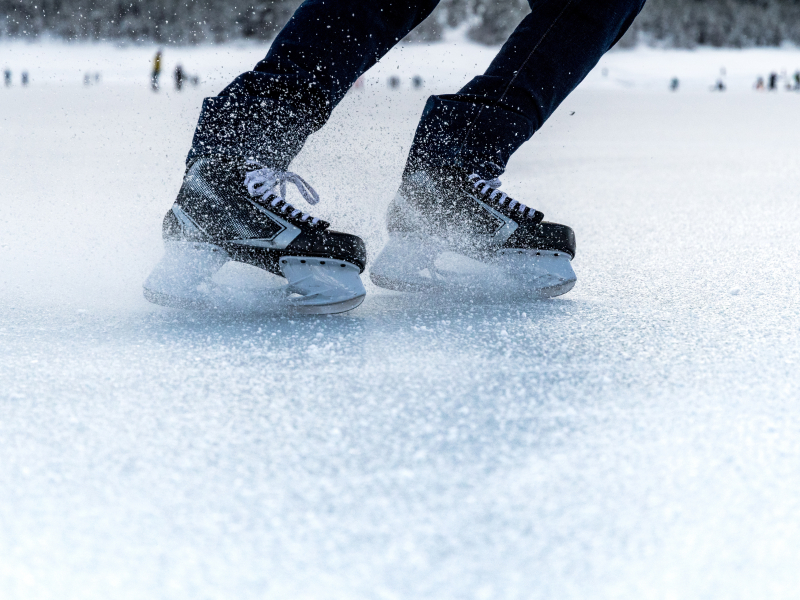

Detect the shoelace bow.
[
  {"left": 244, "top": 164, "right": 321, "bottom": 225},
  {"left": 467, "top": 173, "right": 543, "bottom": 222}
]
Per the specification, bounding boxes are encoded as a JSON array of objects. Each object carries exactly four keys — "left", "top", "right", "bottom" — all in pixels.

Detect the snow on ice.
[{"left": 2, "top": 40, "right": 800, "bottom": 599}]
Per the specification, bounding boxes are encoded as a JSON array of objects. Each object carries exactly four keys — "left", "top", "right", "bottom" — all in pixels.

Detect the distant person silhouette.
[
  {"left": 152, "top": 50, "right": 163, "bottom": 91},
  {"left": 768, "top": 72, "right": 778, "bottom": 91},
  {"left": 174, "top": 64, "right": 184, "bottom": 91}
]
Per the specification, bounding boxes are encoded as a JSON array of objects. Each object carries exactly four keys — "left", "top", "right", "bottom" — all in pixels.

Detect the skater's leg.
[
  {"left": 405, "top": 0, "right": 647, "bottom": 178},
  {"left": 189, "top": 0, "right": 440, "bottom": 169}
]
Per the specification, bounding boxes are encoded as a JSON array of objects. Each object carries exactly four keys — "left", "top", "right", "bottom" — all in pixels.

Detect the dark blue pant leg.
[
  {"left": 188, "top": 0, "right": 440, "bottom": 169},
  {"left": 405, "top": 0, "right": 647, "bottom": 179}
]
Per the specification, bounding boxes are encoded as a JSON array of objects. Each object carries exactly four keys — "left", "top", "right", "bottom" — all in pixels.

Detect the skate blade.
[
  {"left": 370, "top": 234, "right": 576, "bottom": 299},
  {"left": 143, "top": 242, "right": 366, "bottom": 315},
  {"left": 279, "top": 256, "right": 366, "bottom": 315}
]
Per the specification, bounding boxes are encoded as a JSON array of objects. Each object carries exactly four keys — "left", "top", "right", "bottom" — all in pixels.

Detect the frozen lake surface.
[{"left": 2, "top": 42, "right": 800, "bottom": 599}]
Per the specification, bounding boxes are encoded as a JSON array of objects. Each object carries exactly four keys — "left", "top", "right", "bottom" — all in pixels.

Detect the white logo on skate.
[
  {"left": 474, "top": 197, "right": 518, "bottom": 245},
  {"left": 408, "top": 170, "right": 518, "bottom": 245},
  {"left": 227, "top": 200, "right": 301, "bottom": 250},
  {"left": 172, "top": 204, "right": 204, "bottom": 236}
]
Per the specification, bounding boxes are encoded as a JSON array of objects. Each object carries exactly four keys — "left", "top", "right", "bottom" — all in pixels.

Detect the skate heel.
[
  {"left": 370, "top": 233, "right": 445, "bottom": 292},
  {"left": 278, "top": 256, "right": 366, "bottom": 314},
  {"left": 143, "top": 241, "right": 230, "bottom": 309}
]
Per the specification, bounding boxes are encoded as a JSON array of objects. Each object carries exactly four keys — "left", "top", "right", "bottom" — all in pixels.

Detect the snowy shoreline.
[{"left": 3, "top": 39, "right": 800, "bottom": 92}]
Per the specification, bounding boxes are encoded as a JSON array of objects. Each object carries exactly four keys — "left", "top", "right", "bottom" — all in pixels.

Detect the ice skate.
[
  {"left": 144, "top": 157, "right": 366, "bottom": 314},
  {"left": 370, "top": 166, "right": 576, "bottom": 298}
]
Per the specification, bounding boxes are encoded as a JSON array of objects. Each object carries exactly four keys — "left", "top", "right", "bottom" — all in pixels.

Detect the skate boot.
[
  {"left": 370, "top": 166, "right": 576, "bottom": 298},
  {"left": 143, "top": 157, "right": 366, "bottom": 314}
]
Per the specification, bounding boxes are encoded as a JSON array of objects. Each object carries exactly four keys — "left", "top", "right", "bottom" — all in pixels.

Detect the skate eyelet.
[
  {"left": 554, "top": 253, "right": 559, "bottom": 257},
  {"left": 341, "top": 264, "right": 346, "bottom": 268},
  {"left": 300, "top": 260, "right": 306, "bottom": 264},
  {"left": 281, "top": 259, "right": 287, "bottom": 264},
  {"left": 320, "top": 261, "right": 325, "bottom": 265},
  {"left": 536, "top": 252, "right": 541, "bottom": 256}
]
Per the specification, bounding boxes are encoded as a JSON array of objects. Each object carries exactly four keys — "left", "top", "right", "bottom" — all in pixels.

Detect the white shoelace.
[
  {"left": 244, "top": 165, "right": 321, "bottom": 224},
  {"left": 468, "top": 173, "right": 538, "bottom": 218}
]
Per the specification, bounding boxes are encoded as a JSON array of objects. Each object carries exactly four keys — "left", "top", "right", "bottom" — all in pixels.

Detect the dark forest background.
[{"left": 2, "top": 0, "right": 800, "bottom": 47}]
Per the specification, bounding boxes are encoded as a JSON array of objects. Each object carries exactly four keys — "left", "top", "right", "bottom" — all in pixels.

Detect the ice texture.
[{"left": 2, "top": 42, "right": 800, "bottom": 599}]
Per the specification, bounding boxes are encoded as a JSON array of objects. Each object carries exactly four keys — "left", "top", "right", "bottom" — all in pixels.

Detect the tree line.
[{"left": 2, "top": 0, "right": 800, "bottom": 47}]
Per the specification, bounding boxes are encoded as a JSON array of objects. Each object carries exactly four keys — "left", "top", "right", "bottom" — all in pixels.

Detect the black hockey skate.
[
  {"left": 370, "top": 166, "right": 576, "bottom": 298},
  {"left": 143, "top": 157, "right": 367, "bottom": 314}
]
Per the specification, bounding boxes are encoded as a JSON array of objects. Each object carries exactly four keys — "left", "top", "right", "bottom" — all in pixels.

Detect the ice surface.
[{"left": 2, "top": 40, "right": 800, "bottom": 599}]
